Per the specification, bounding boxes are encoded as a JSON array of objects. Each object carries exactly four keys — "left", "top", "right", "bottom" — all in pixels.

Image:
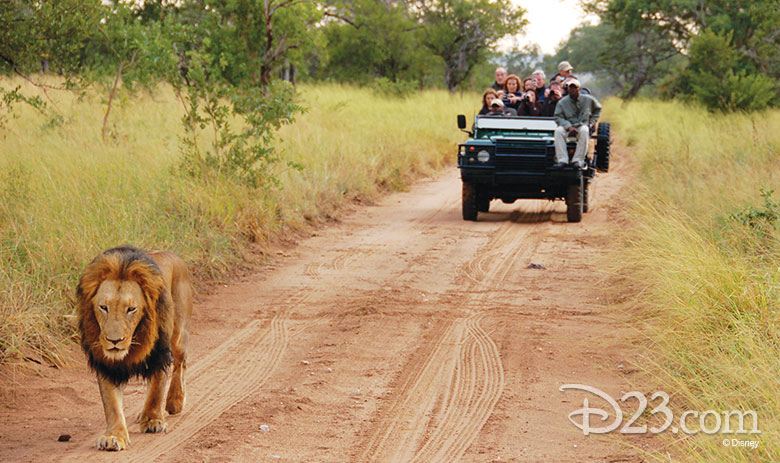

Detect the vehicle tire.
[
  {"left": 566, "top": 177, "right": 584, "bottom": 223},
  {"left": 462, "top": 182, "right": 478, "bottom": 221},
  {"left": 583, "top": 179, "right": 591, "bottom": 213},
  {"left": 595, "top": 122, "right": 611, "bottom": 172},
  {"left": 477, "top": 194, "right": 491, "bottom": 213}
]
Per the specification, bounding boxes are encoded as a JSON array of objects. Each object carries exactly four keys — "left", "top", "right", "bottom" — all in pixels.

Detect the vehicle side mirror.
[{"left": 457, "top": 114, "right": 466, "bottom": 130}]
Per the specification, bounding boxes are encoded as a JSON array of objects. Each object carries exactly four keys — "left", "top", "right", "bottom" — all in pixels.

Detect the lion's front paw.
[
  {"left": 139, "top": 416, "right": 168, "bottom": 433},
  {"left": 97, "top": 433, "right": 129, "bottom": 451}
]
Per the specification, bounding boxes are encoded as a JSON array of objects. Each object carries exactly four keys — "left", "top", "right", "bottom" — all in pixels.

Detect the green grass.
[
  {"left": 0, "top": 78, "right": 475, "bottom": 367},
  {"left": 606, "top": 99, "right": 780, "bottom": 461}
]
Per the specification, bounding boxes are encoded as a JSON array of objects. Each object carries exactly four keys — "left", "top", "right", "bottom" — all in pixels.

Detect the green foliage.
[
  {"left": 0, "top": 84, "right": 46, "bottom": 129},
  {"left": 0, "top": 1, "right": 100, "bottom": 125},
  {"left": 730, "top": 189, "right": 780, "bottom": 229},
  {"left": 150, "top": 1, "right": 315, "bottom": 189},
  {"left": 583, "top": 0, "right": 780, "bottom": 109},
  {"left": 676, "top": 30, "right": 774, "bottom": 111},
  {"left": 413, "top": 0, "right": 526, "bottom": 92},
  {"left": 1, "top": 1, "right": 317, "bottom": 185},
  {"left": 317, "top": 0, "right": 431, "bottom": 84},
  {"left": 178, "top": 81, "right": 301, "bottom": 188},
  {"left": 0, "top": 0, "right": 102, "bottom": 76},
  {"left": 552, "top": 24, "right": 612, "bottom": 74},
  {"left": 370, "top": 77, "right": 419, "bottom": 98}
]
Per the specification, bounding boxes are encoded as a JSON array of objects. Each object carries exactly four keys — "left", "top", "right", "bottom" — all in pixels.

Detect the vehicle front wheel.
[
  {"left": 566, "top": 177, "right": 584, "bottom": 223},
  {"left": 477, "top": 194, "right": 491, "bottom": 213},
  {"left": 462, "top": 182, "right": 478, "bottom": 221},
  {"left": 583, "top": 179, "right": 591, "bottom": 213}
]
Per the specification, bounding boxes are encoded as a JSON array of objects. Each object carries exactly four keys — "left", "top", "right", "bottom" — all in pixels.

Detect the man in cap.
[
  {"left": 552, "top": 61, "right": 578, "bottom": 91},
  {"left": 552, "top": 78, "right": 602, "bottom": 169},
  {"left": 487, "top": 98, "right": 517, "bottom": 116}
]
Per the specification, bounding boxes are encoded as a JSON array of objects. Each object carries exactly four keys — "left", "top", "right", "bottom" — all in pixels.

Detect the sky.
[{"left": 504, "top": 0, "right": 599, "bottom": 55}]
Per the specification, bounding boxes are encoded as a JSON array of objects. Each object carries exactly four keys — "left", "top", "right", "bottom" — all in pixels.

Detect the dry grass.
[
  {"left": 0, "top": 77, "right": 475, "bottom": 367},
  {"left": 606, "top": 100, "right": 780, "bottom": 461}
]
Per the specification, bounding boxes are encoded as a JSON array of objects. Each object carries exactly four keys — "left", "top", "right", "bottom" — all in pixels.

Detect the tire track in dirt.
[
  {"left": 64, "top": 294, "right": 306, "bottom": 463},
  {"left": 358, "top": 211, "right": 548, "bottom": 462},
  {"left": 410, "top": 314, "right": 504, "bottom": 463}
]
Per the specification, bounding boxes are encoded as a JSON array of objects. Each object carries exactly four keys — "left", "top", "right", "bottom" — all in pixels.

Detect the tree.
[
  {"left": 413, "top": 0, "right": 526, "bottom": 92},
  {"left": 585, "top": 0, "right": 780, "bottom": 105},
  {"left": 130, "top": 0, "right": 317, "bottom": 187},
  {"left": 502, "top": 44, "right": 543, "bottom": 79},
  {"left": 0, "top": 0, "right": 103, "bottom": 126},
  {"left": 599, "top": 25, "right": 681, "bottom": 99},
  {"left": 318, "top": 0, "right": 432, "bottom": 84},
  {"left": 675, "top": 30, "right": 774, "bottom": 111}
]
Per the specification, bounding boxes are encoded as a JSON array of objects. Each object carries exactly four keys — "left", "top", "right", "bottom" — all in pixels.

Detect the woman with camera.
[
  {"left": 514, "top": 77, "right": 542, "bottom": 116},
  {"left": 500, "top": 74, "right": 524, "bottom": 112}
]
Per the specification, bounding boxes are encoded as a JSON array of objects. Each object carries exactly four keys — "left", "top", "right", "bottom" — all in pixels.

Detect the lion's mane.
[{"left": 76, "top": 246, "right": 173, "bottom": 386}]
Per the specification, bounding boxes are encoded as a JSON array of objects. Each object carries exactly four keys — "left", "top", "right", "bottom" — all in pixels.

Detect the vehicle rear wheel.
[
  {"left": 595, "top": 122, "right": 611, "bottom": 172},
  {"left": 566, "top": 177, "right": 584, "bottom": 223},
  {"left": 462, "top": 182, "right": 478, "bottom": 221}
]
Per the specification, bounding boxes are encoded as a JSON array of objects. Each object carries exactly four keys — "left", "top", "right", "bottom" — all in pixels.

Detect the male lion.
[{"left": 76, "top": 246, "right": 193, "bottom": 451}]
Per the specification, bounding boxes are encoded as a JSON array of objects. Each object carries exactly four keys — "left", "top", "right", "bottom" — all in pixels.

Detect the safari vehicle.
[{"left": 456, "top": 115, "right": 610, "bottom": 222}]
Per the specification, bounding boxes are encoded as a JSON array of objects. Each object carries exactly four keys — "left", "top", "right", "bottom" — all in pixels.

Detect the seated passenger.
[
  {"left": 486, "top": 98, "right": 517, "bottom": 116},
  {"left": 523, "top": 77, "right": 536, "bottom": 92},
  {"left": 517, "top": 90, "right": 541, "bottom": 116},
  {"left": 541, "top": 82, "right": 563, "bottom": 117},
  {"left": 551, "top": 61, "right": 576, "bottom": 86},
  {"left": 516, "top": 78, "right": 542, "bottom": 116},
  {"left": 563, "top": 75, "right": 590, "bottom": 95},
  {"left": 532, "top": 70, "right": 549, "bottom": 103},
  {"left": 491, "top": 67, "right": 507, "bottom": 91},
  {"left": 501, "top": 74, "right": 523, "bottom": 111},
  {"left": 553, "top": 79, "right": 602, "bottom": 170},
  {"left": 479, "top": 88, "right": 499, "bottom": 115}
]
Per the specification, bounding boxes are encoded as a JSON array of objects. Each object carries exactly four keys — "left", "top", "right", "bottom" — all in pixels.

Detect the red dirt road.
[{"left": 1, "top": 153, "right": 654, "bottom": 462}]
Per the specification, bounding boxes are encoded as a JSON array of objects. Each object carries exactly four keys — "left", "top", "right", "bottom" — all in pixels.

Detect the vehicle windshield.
[{"left": 474, "top": 116, "right": 556, "bottom": 139}]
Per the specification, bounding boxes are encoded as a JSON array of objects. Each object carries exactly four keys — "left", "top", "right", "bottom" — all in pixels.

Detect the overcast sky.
[{"left": 502, "top": 0, "right": 599, "bottom": 55}]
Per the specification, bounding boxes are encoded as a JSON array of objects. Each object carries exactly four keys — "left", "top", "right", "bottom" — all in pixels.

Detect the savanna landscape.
[{"left": 1, "top": 1, "right": 779, "bottom": 462}]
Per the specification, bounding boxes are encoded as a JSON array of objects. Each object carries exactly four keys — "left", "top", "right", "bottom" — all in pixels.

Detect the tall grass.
[
  {"left": 0, "top": 78, "right": 475, "bottom": 367},
  {"left": 607, "top": 100, "right": 780, "bottom": 461}
]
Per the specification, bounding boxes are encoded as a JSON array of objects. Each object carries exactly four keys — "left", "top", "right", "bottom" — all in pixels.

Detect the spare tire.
[{"left": 595, "top": 122, "right": 611, "bottom": 172}]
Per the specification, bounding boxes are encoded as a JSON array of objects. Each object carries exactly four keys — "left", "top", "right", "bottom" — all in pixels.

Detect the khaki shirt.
[{"left": 553, "top": 93, "right": 602, "bottom": 130}]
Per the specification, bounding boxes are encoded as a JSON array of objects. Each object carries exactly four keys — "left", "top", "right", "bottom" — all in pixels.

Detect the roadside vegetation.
[
  {"left": 607, "top": 100, "right": 780, "bottom": 461},
  {"left": 0, "top": 79, "right": 473, "bottom": 367}
]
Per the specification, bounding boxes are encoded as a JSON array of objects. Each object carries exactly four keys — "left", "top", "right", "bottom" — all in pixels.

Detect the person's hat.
[
  {"left": 567, "top": 78, "right": 582, "bottom": 88},
  {"left": 558, "top": 61, "right": 573, "bottom": 72},
  {"left": 490, "top": 98, "right": 504, "bottom": 107}
]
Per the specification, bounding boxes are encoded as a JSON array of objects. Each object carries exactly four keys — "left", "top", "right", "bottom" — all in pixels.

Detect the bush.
[
  {"left": 371, "top": 77, "right": 418, "bottom": 98},
  {"left": 675, "top": 30, "right": 776, "bottom": 112}
]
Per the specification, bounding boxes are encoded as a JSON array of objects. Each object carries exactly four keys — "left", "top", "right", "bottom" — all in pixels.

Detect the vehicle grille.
[{"left": 494, "top": 143, "right": 549, "bottom": 170}]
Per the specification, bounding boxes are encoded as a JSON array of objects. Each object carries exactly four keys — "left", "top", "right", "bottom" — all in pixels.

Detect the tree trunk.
[{"left": 102, "top": 59, "right": 125, "bottom": 144}]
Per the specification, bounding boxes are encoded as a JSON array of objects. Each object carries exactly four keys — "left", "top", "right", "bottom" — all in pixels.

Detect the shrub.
[{"left": 675, "top": 30, "right": 776, "bottom": 112}]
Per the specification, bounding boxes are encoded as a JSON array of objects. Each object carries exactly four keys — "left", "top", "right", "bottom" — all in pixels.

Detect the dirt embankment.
[{"left": 1, "top": 151, "right": 654, "bottom": 462}]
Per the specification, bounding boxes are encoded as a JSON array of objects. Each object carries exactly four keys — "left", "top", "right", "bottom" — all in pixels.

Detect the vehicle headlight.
[{"left": 477, "top": 150, "right": 490, "bottom": 163}]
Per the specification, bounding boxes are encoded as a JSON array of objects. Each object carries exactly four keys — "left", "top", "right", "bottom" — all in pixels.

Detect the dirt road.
[{"left": 1, "top": 153, "right": 653, "bottom": 462}]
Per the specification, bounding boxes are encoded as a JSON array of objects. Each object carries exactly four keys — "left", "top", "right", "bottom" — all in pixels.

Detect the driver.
[{"left": 552, "top": 79, "right": 602, "bottom": 169}]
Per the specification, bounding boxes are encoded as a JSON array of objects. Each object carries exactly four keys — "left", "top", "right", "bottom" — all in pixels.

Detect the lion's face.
[{"left": 93, "top": 279, "right": 146, "bottom": 361}]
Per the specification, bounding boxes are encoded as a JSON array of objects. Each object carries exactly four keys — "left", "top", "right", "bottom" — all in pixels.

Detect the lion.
[{"left": 76, "top": 246, "right": 193, "bottom": 451}]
